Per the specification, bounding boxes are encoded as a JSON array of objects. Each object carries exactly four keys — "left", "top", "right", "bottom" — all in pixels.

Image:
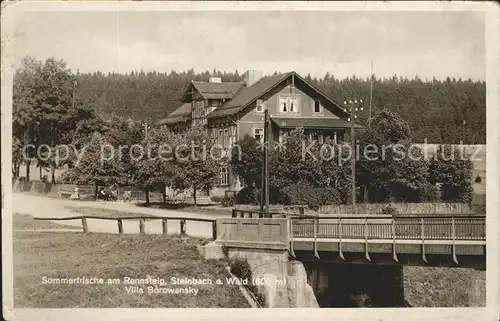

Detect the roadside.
[
  {"left": 13, "top": 192, "right": 232, "bottom": 219},
  {"left": 12, "top": 193, "right": 219, "bottom": 237},
  {"left": 13, "top": 213, "right": 81, "bottom": 230}
]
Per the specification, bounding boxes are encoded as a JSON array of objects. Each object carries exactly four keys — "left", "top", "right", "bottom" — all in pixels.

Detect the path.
[{"left": 12, "top": 193, "right": 228, "bottom": 238}]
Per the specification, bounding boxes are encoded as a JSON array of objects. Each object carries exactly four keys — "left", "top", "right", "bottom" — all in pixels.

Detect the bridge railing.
[{"left": 291, "top": 214, "right": 486, "bottom": 241}]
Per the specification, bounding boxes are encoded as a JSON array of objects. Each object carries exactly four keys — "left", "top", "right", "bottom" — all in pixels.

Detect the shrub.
[
  {"left": 222, "top": 245, "right": 229, "bottom": 258},
  {"left": 236, "top": 186, "right": 261, "bottom": 205},
  {"left": 221, "top": 196, "right": 235, "bottom": 207},
  {"left": 428, "top": 145, "right": 474, "bottom": 204},
  {"left": 229, "top": 258, "right": 267, "bottom": 308},
  {"left": 314, "top": 187, "right": 342, "bottom": 207},
  {"left": 229, "top": 258, "right": 253, "bottom": 282},
  {"left": 417, "top": 183, "right": 440, "bottom": 202},
  {"left": 381, "top": 204, "right": 398, "bottom": 214},
  {"left": 253, "top": 292, "right": 267, "bottom": 308},
  {"left": 472, "top": 204, "right": 486, "bottom": 214},
  {"left": 282, "top": 182, "right": 341, "bottom": 210}
]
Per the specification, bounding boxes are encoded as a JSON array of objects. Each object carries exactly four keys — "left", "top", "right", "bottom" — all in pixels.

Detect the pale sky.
[{"left": 13, "top": 10, "right": 485, "bottom": 80}]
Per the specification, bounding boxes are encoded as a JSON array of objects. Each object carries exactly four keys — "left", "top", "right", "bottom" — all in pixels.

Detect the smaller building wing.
[
  {"left": 156, "top": 102, "right": 192, "bottom": 126},
  {"left": 181, "top": 81, "right": 245, "bottom": 102}
]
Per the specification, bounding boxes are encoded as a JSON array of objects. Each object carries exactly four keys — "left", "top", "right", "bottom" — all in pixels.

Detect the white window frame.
[
  {"left": 289, "top": 97, "right": 299, "bottom": 113},
  {"left": 219, "top": 167, "right": 229, "bottom": 186},
  {"left": 218, "top": 129, "right": 223, "bottom": 146},
  {"left": 279, "top": 96, "right": 299, "bottom": 113},
  {"left": 313, "top": 99, "right": 323, "bottom": 114},
  {"left": 279, "top": 96, "right": 288, "bottom": 113},
  {"left": 255, "top": 99, "right": 264, "bottom": 113},
  {"left": 254, "top": 128, "right": 264, "bottom": 142},
  {"left": 223, "top": 129, "right": 229, "bottom": 148}
]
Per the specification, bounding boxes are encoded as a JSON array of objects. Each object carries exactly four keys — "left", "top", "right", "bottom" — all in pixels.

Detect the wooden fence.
[
  {"left": 318, "top": 202, "right": 475, "bottom": 214},
  {"left": 33, "top": 216, "right": 217, "bottom": 240}
]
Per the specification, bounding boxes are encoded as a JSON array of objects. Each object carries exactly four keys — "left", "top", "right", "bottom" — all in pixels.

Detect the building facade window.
[
  {"left": 211, "top": 126, "right": 237, "bottom": 157},
  {"left": 192, "top": 100, "right": 206, "bottom": 127},
  {"left": 313, "top": 100, "right": 322, "bottom": 113},
  {"left": 219, "top": 167, "right": 229, "bottom": 186},
  {"left": 223, "top": 129, "right": 229, "bottom": 148},
  {"left": 218, "top": 129, "right": 224, "bottom": 146},
  {"left": 256, "top": 99, "right": 264, "bottom": 113},
  {"left": 279, "top": 97, "right": 288, "bottom": 112},
  {"left": 254, "top": 128, "right": 264, "bottom": 142},
  {"left": 279, "top": 96, "right": 299, "bottom": 113},
  {"left": 289, "top": 97, "right": 297, "bottom": 112}
]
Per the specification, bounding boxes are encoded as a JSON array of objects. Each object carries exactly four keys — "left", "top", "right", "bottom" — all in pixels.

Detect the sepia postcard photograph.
[{"left": 1, "top": 1, "right": 499, "bottom": 321}]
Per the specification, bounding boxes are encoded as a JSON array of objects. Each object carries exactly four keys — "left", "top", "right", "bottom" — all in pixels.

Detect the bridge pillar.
[{"left": 225, "top": 247, "right": 318, "bottom": 307}]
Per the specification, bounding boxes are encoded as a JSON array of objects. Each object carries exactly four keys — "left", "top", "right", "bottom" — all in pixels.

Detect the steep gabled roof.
[
  {"left": 207, "top": 71, "right": 348, "bottom": 119},
  {"left": 181, "top": 81, "right": 245, "bottom": 102},
  {"left": 207, "top": 73, "right": 292, "bottom": 119}
]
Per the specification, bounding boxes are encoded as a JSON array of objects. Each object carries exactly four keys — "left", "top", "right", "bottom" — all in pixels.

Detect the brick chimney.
[{"left": 244, "top": 70, "right": 264, "bottom": 87}]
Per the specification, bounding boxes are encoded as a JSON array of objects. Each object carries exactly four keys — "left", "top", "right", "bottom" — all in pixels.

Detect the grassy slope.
[
  {"left": 13, "top": 232, "right": 249, "bottom": 308},
  {"left": 64, "top": 206, "right": 157, "bottom": 218},
  {"left": 13, "top": 213, "right": 81, "bottom": 230},
  {"left": 403, "top": 266, "right": 486, "bottom": 307}
]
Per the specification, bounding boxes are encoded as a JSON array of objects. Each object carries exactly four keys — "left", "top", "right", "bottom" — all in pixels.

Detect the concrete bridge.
[{"left": 215, "top": 211, "right": 486, "bottom": 307}]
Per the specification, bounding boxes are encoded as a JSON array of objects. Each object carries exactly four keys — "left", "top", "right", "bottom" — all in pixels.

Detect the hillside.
[
  {"left": 71, "top": 71, "right": 486, "bottom": 144},
  {"left": 13, "top": 218, "right": 250, "bottom": 308}
]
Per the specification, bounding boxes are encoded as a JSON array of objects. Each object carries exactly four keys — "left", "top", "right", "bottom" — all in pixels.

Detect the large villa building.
[{"left": 157, "top": 70, "right": 361, "bottom": 197}]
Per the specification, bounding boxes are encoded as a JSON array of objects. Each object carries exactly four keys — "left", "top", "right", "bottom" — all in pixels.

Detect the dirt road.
[{"left": 12, "top": 193, "right": 227, "bottom": 238}]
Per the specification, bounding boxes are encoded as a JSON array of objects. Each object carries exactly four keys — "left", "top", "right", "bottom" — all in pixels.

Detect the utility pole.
[
  {"left": 368, "top": 60, "right": 374, "bottom": 128},
  {"left": 344, "top": 99, "right": 364, "bottom": 213},
  {"left": 72, "top": 80, "right": 77, "bottom": 109},
  {"left": 260, "top": 109, "right": 270, "bottom": 215},
  {"left": 143, "top": 122, "right": 149, "bottom": 140},
  {"left": 462, "top": 119, "right": 466, "bottom": 145},
  {"left": 265, "top": 109, "right": 269, "bottom": 214}
]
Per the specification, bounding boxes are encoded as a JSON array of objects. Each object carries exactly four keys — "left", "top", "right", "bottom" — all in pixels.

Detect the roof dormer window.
[{"left": 256, "top": 99, "right": 264, "bottom": 113}]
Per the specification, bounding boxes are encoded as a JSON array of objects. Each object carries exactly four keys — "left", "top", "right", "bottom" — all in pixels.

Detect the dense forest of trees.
[
  {"left": 12, "top": 56, "right": 479, "bottom": 206},
  {"left": 72, "top": 69, "right": 486, "bottom": 144}
]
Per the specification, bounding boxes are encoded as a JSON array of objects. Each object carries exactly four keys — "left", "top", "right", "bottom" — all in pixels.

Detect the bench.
[{"left": 59, "top": 184, "right": 75, "bottom": 198}]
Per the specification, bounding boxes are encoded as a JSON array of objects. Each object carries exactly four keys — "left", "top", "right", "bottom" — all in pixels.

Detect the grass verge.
[
  {"left": 65, "top": 206, "right": 157, "bottom": 218},
  {"left": 13, "top": 213, "right": 81, "bottom": 230},
  {"left": 13, "top": 232, "right": 250, "bottom": 308},
  {"left": 403, "top": 266, "right": 486, "bottom": 307},
  {"left": 136, "top": 202, "right": 231, "bottom": 216}
]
